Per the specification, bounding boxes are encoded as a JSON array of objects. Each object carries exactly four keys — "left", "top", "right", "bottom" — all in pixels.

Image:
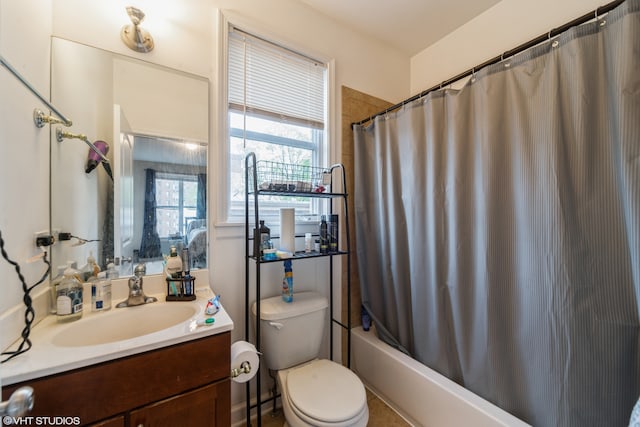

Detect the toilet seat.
[{"left": 281, "top": 359, "right": 368, "bottom": 426}]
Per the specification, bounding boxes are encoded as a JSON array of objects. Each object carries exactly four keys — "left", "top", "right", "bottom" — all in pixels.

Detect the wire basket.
[{"left": 248, "top": 160, "right": 330, "bottom": 193}]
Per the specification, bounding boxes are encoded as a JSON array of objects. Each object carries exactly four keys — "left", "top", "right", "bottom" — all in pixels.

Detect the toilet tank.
[{"left": 251, "top": 291, "right": 328, "bottom": 371}]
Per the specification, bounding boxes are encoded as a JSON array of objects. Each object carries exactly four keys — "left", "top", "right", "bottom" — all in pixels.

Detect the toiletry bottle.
[
  {"left": 182, "top": 247, "right": 193, "bottom": 296},
  {"left": 182, "top": 247, "right": 190, "bottom": 274},
  {"left": 91, "top": 272, "right": 112, "bottom": 311},
  {"left": 328, "top": 214, "right": 339, "bottom": 252},
  {"left": 282, "top": 259, "right": 293, "bottom": 303},
  {"left": 319, "top": 215, "right": 328, "bottom": 254},
  {"left": 89, "top": 275, "right": 100, "bottom": 311},
  {"left": 166, "top": 246, "right": 183, "bottom": 279},
  {"left": 82, "top": 251, "right": 100, "bottom": 282},
  {"left": 259, "top": 220, "right": 270, "bottom": 257},
  {"left": 57, "top": 267, "right": 84, "bottom": 322},
  {"left": 305, "top": 233, "right": 312, "bottom": 253},
  {"left": 361, "top": 305, "right": 372, "bottom": 331},
  {"left": 49, "top": 264, "right": 67, "bottom": 314},
  {"left": 106, "top": 262, "right": 119, "bottom": 279},
  {"left": 100, "top": 272, "right": 112, "bottom": 310}
]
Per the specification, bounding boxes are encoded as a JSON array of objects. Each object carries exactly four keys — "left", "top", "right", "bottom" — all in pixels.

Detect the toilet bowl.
[{"left": 278, "top": 359, "right": 369, "bottom": 427}]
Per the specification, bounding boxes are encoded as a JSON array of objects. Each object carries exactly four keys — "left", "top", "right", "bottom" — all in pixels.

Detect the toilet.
[{"left": 252, "top": 291, "right": 369, "bottom": 427}]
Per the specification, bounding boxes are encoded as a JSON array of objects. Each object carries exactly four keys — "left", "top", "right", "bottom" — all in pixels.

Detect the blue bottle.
[
  {"left": 361, "top": 305, "right": 372, "bottom": 331},
  {"left": 282, "top": 260, "right": 293, "bottom": 303}
]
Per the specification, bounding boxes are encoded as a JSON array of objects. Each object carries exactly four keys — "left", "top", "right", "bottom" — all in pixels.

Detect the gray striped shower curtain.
[{"left": 353, "top": 1, "right": 640, "bottom": 426}]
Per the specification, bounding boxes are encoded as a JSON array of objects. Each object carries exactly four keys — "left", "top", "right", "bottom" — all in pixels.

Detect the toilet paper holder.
[
  {"left": 231, "top": 361, "right": 252, "bottom": 379},
  {"left": 230, "top": 341, "right": 260, "bottom": 383}
]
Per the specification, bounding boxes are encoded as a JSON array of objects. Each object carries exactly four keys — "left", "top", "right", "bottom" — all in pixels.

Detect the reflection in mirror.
[{"left": 50, "top": 37, "right": 209, "bottom": 278}]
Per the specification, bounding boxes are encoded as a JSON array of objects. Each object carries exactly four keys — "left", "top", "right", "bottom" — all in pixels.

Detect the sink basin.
[{"left": 51, "top": 302, "right": 198, "bottom": 347}]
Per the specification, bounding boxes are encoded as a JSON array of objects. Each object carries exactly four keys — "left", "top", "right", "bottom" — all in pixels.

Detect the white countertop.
[{"left": 1, "top": 281, "right": 234, "bottom": 386}]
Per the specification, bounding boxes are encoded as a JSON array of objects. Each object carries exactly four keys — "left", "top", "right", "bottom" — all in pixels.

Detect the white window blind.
[{"left": 228, "top": 27, "right": 326, "bottom": 128}]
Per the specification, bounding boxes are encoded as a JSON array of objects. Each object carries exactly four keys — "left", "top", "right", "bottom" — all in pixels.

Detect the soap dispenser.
[{"left": 56, "top": 267, "right": 84, "bottom": 322}]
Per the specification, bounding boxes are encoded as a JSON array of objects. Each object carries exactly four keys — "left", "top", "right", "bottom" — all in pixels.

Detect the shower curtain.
[{"left": 353, "top": 2, "right": 640, "bottom": 426}]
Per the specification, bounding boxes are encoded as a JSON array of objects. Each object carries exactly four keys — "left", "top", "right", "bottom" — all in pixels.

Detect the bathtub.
[{"left": 351, "top": 326, "right": 531, "bottom": 427}]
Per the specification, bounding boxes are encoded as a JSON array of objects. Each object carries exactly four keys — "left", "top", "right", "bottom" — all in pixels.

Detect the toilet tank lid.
[{"left": 252, "top": 292, "right": 328, "bottom": 321}]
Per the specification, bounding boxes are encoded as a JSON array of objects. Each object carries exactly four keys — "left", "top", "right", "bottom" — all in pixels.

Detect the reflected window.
[{"left": 155, "top": 172, "right": 198, "bottom": 238}]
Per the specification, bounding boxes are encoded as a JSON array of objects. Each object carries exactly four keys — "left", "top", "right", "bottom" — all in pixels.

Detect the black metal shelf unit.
[{"left": 243, "top": 152, "right": 351, "bottom": 427}]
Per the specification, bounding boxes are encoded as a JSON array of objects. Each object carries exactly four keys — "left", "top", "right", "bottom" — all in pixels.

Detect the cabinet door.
[{"left": 129, "top": 381, "right": 229, "bottom": 427}]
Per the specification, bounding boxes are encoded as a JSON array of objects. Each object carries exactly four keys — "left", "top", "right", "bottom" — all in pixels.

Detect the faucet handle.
[
  {"left": 134, "top": 263, "right": 146, "bottom": 277},
  {"left": 128, "top": 276, "right": 143, "bottom": 296}
]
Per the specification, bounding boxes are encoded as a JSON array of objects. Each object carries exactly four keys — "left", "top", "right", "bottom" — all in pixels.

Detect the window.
[
  {"left": 155, "top": 172, "right": 198, "bottom": 238},
  {"left": 226, "top": 26, "right": 328, "bottom": 221}
]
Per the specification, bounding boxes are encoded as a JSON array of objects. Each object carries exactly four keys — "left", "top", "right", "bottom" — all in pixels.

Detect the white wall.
[
  {"left": 0, "top": 0, "right": 52, "bottom": 352},
  {"left": 50, "top": 37, "right": 113, "bottom": 276},
  {"left": 410, "top": 0, "right": 608, "bottom": 93}
]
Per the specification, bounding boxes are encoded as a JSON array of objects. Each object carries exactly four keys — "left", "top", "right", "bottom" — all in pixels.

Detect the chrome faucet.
[{"left": 116, "top": 263, "right": 157, "bottom": 308}]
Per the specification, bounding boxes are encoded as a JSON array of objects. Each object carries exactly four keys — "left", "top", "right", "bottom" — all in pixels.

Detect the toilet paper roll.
[
  {"left": 230, "top": 341, "right": 259, "bottom": 383},
  {"left": 280, "top": 208, "right": 296, "bottom": 253}
]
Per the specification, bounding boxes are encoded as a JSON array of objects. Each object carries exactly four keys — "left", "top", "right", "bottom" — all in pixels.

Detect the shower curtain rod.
[
  {"left": 351, "top": 0, "right": 625, "bottom": 127},
  {"left": 0, "top": 54, "right": 73, "bottom": 127}
]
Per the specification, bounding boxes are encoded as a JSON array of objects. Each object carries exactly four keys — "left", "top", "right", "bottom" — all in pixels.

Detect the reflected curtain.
[
  {"left": 101, "top": 178, "right": 114, "bottom": 266},
  {"left": 139, "top": 168, "right": 161, "bottom": 258},
  {"left": 353, "top": 2, "right": 640, "bottom": 426},
  {"left": 197, "top": 173, "right": 206, "bottom": 219}
]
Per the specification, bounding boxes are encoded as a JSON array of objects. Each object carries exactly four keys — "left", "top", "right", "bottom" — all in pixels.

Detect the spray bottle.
[{"left": 282, "top": 259, "right": 293, "bottom": 303}]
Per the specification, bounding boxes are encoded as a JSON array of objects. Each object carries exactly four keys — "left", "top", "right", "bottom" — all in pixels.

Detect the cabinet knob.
[
  {"left": 137, "top": 424, "right": 144, "bottom": 427},
  {"left": 0, "top": 386, "right": 34, "bottom": 417}
]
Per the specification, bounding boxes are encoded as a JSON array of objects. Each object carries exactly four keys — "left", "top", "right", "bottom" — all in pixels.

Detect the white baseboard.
[{"left": 231, "top": 391, "right": 282, "bottom": 427}]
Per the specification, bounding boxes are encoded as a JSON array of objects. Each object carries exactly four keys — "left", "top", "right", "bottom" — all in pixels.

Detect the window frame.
[{"left": 218, "top": 17, "right": 335, "bottom": 225}]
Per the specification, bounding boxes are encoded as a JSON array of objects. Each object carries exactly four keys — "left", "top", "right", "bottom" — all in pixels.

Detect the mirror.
[{"left": 50, "top": 37, "right": 209, "bottom": 278}]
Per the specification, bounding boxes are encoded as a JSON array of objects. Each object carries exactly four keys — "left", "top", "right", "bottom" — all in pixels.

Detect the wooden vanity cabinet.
[{"left": 2, "top": 332, "right": 231, "bottom": 427}]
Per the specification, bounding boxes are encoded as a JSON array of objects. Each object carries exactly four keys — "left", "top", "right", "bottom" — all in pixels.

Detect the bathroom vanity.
[
  {"left": 1, "top": 281, "right": 233, "bottom": 427},
  {"left": 2, "top": 333, "right": 230, "bottom": 426}
]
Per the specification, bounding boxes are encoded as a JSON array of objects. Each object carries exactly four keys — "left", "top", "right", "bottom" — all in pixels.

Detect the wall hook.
[
  {"left": 33, "top": 108, "right": 72, "bottom": 128},
  {"left": 56, "top": 128, "right": 109, "bottom": 163}
]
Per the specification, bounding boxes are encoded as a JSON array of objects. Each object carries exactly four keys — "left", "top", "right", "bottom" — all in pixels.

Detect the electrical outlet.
[
  {"left": 34, "top": 230, "right": 55, "bottom": 247},
  {"left": 34, "top": 230, "right": 49, "bottom": 239}
]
